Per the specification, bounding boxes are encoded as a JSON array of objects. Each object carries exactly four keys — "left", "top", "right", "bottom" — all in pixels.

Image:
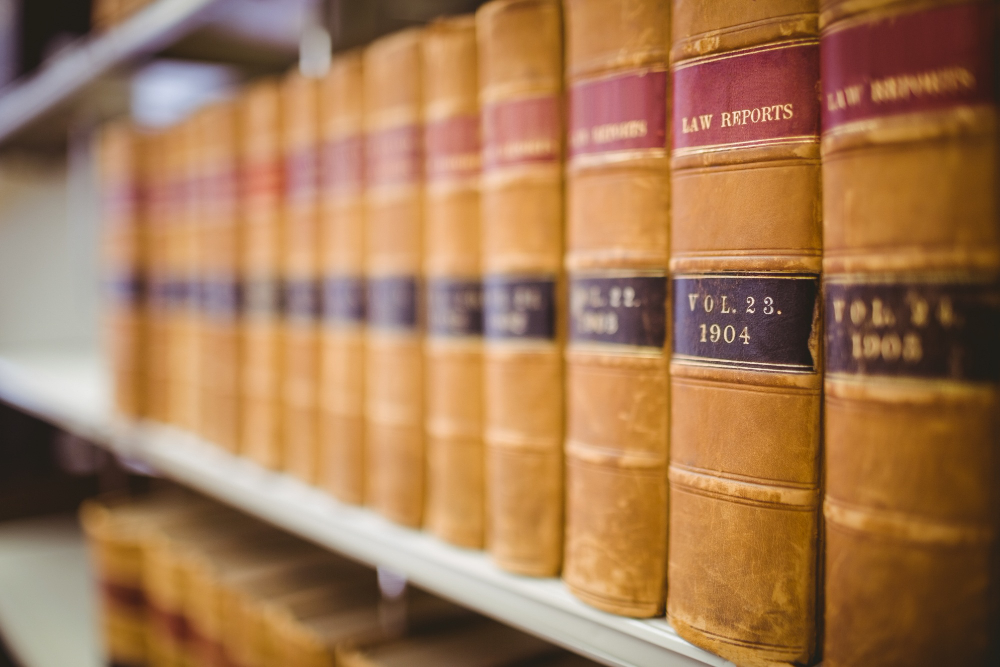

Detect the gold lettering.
[
  {"left": 871, "top": 67, "right": 976, "bottom": 104},
  {"left": 721, "top": 111, "right": 732, "bottom": 127},
  {"left": 902, "top": 333, "right": 923, "bottom": 362},
  {"left": 833, "top": 298, "right": 846, "bottom": 323},
  {"left": 688, "top": 293, "right": 699, "bottom": 311},
  {"left": 850, "top": 299, "right": 867, "bottom": 325}
]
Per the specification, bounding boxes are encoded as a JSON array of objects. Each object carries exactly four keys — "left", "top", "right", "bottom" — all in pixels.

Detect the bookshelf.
[{"left": 0, "top": 346, "right": 733, "bottom": 667}]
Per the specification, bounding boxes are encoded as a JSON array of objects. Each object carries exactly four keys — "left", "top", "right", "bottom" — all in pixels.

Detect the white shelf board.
[
  {"left": 0, "top": 514, "right": 101, "bottom": 667},
  {"left": 0, "top": 347, "right": 733, "bottom": 667},
  {"left": 0, "top": 0, "right": 222, "bottom": 146}
]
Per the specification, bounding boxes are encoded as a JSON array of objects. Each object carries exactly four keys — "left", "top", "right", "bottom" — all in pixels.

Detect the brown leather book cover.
[
  {"left": 282, "top": 70, "right": 323, "bottom": 484},
  {"left": 363, "top": 28, "right": 426, "bottom": 528},
  {"left": 145, "top": 131, "right": 171, "bottom": 424},
  {"left": 421, "top": 15, "right": 485, "bottom": 548},
  {"left": 667, "top": 2, "right": 823, "bottom": 662},
  {"left": 318, "top": 51, "right": 367, "bottom": 505},
  {"left": 820, "top": 1, "right": 1000, "bottom": 664},
  {"left": 240, "top": 79, "right": 286, "bottom": 470},
  {"left": 562, "top": 0, "right": 671, "bottom": 617},
  {"left": 336, "top": 617, "right": 559, "bottom": 667},
  {"left": 197, "top": 100, "right": 242, "bottom": 454},
  {"left": 98, "top": 120, "right": 149, "bottom": 420},
  {"left": 166, "top": 114, "right": 203, "bottom": 434},
  {"left": 476, "top": 0, "right": 565, "bottom": 577}
]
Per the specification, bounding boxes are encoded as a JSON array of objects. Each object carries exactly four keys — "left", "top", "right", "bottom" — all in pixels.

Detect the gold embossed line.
[
  {"left": 670, "top": 38, "right": 819, "bottom": 71},
  {"left": 672, "top": 354, "right": 815, "bottom": 374},
  {"left": 572, "top": 65, "right": 668, "bottom": 86},
  {"left": 671, "top": 135, "right": 819, "bottom": 158}
]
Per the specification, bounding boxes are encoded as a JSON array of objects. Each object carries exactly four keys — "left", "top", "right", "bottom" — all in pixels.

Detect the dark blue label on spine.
[
  {"left": 483, "top": 275, "right": 556, "bottom": 341},
  {"left": 105, "top": 273, "right": 145, "bottom": 306},
  {"left": 672, "top": 273, "right": 818, "bottom": 372},
  {"left": 323, "top": 275, "right": 365, "bottom": 324},
  {"left": 570, "top": 273, "right": 667, "bottom": 349},
  {"left": 202, "top": 279, "right": 242, "bottom": 319},
  {"left": 284, "top": 279, "right": 320, "bottom": 321},
  {"left": 428, "top": 278, "right": 483, "bottom": 337},
  {"left": 368, "top": 276, "right": 419, "bottom": 331},
  {"left": 825, "top": 278, "right": 1000, "bottom": 382}
]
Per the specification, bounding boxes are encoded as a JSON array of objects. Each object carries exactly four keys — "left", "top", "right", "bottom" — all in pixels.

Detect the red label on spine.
[
  {"left": 672, "top": 40, "right": 821, "bottom": 155},
  {"left": 243, "top": 159, "right": 282, "bottom": 199},
  {"left": 286, "top": 148, "right": 318, "bottom": 202},
  {"left": 482, "top": 95, "right": 560, "bottom": 170},
  {"left": 366, "top": 125, "right": 422, "bottom": 187},
  {"left": 324, "top": 134, "right": 363, "bottom": 192},
  {"left": 426, "top": 114, "right": 481, "bottom": 180},
  {"left": 570, "top": 69, "right": 668, "bottom": 158},
  {"left": 821, "top": 2, "right": 996, "bottom": 132}
]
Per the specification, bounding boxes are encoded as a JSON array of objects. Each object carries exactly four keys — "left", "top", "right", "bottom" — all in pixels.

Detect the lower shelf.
[{"left": 0, "top": 346, "right": 732, "bottom": 667}]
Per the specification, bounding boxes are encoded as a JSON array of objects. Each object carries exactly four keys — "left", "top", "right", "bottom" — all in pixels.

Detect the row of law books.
[
  {"left": 98, "top": 0, "right": 1000, "bottom": 666},
  {"left": 80, "top": 487, "right": 597, "bottom": 667}
]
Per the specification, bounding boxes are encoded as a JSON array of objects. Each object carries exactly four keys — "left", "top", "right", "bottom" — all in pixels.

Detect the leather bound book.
[
  {"left": 240, "top": 79, "right": 286, "bottom": 470},
  {"left": 476, "top": 0, "right": 564, "bottom": 576},
  {"left": 281, "top": 70, "right": 322, "bottom": 483},
  {"left": 421, "top": 16, "right": 485, "bottom": 548},
  {"left": 318, "top": 51, "right": 366, "bottom": 504},
  {"left": 167, "top": 115, "right": 203, "bottom": 434},
  {"left": 562, "top": 0, "right": 672, "bottom": 617},
  {"left": 363, "top": 28, "right": 426, "bottom": 528},
  {"left": 667, "top": 2, "right": 824, "bottom": 662},
  {"left": 820, "top": 1, "right": 1000, "bottom": 664},
  {"left": 336, "top": 617, "right": 559, "bottom": 667},
  {"left": 98, "top": 121, "right": 148, "bottom": 420},
  {"left": 146, "top": 131, "right": 172, "bottom": 425},
  {"left": 197, "top": 101, "right": 242, "bottom": 453}
]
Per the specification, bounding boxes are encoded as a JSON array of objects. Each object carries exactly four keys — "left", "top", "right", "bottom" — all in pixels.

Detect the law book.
[
  {"left": 240, "top": 79, "right": 286, "bottom": 470},
  {"left": 140, "top": 505, "right": 269, "bottom": 667},
  {"left": 281, "top": 70, "right": 323, "bottom": 484},
  {"left": 666, "top": 2, "right": 824, "bottom": 661},
  {"left": 98, "top": 120, "right": 148, "bottom": 420},
  {"left": 820, "top": 1, "right": 999, "bottom": 664},
  {"left": 318, "top": 51, "right": 367, "bottom": 504},
  {"left": 476, "top": 0, "right": 565, "bottom": 576},
  {"left": 276, "top": 589, "right": 472, "bottom": 666},
  {"left": 336, "top": 617, "right": 560, "bottom": 667},
  {"left": 145, "top": 131, "right": 172, "bottom": 424},
  {"left": 196, "top": 100, "right": 242, "bottom": 454},
  {"left": 560, "top": 0, "right": 671, "bottom": 617},
  {"left": 221, "top": 555, "right": 372, "bottom": 667},
  {"left": 166, "top": 114, "right": 203, "bottom": 434},
  {"left": 80, "top": 492, "right": 202, "bottom": 667},
  {"left": 363, "top": 27, "right": 426, "bottom": 527},
  {"left": 421, "top": 15, "right": 485, "bottom": 549}
]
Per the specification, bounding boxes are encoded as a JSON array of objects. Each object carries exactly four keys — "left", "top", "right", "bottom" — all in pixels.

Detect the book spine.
[
  {"left": 197, "top": 102, "right": 242, "bottom": 454},
  {"left": 562, "top": 0, "right": 671, "bottom": 617},
  {"left": 146, "top": 132, "right": 170, "bottom": 424},
  {"left": 281, "top": 72, "right": 323, "bottom": 484},
  {"left": 422, "top": 16, "right": 486, "bottom": 548},
  {"left": 98, "top": 121, "right": 148, "bottom": 420},
  {"left": 477, "top": 0, "right": 565, "bottom": 576},
  {"left": 363, "top": 28, "right": 427, "bottom": 527},
  {"left": 666, "top": 1, "right": 824, "bottom": 661},
  {"left": 240, "top": 80, "right": 286, "bottom": 470},
  {"left": 164, "top": 116, "right": 203, "bottom": 434},
  {"left": 80, "top": 503, "right": 149, "bottom": 667},
  {"left": 318, "top": 52, "right": 367, "bottom": 504},
  {"left": 820, "top": 1, "right": 999, "bottom": 663}
]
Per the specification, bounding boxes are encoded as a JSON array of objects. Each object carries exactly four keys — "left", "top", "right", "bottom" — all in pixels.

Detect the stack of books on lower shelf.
[
  {"left": 94, "top": 0, "right": 1000, "bottom": 665},
  {"left": 80, "top": 489, "right": 598, "bottom": 667}
]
